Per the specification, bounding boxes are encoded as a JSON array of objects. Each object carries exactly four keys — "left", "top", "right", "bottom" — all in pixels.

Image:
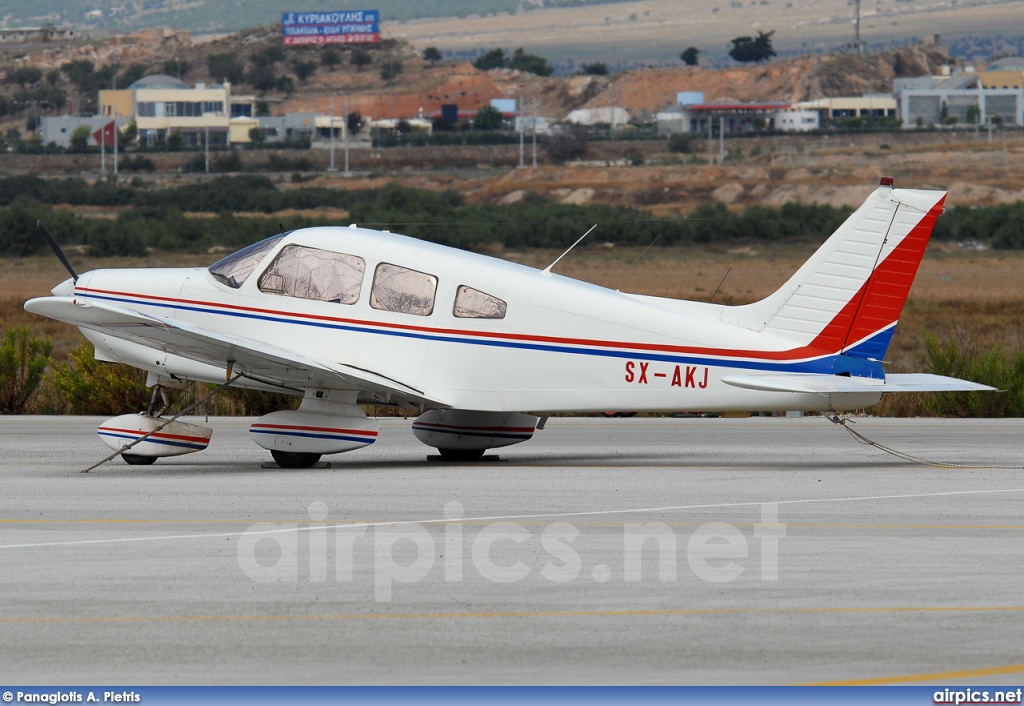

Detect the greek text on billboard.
[{"left": 281, "top": 10, "right": 380, "bottom": 45}]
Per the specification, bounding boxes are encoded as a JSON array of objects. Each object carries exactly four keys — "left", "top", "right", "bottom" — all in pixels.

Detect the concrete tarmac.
[{"left": 1, "top": 415, "right": 1023, "bottom": 685}]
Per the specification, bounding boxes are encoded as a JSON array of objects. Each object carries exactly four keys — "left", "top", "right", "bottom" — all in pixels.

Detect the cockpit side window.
[
  {"left": 370, "top": 263, "right": 437, "bottom": 316},
  {"left": 208, "top": 235, "right": 285, "bottom": 289},
  {"left": 258, "top": 245, "right": 365, "bottom": 304},
  {"left": 453, "top": 285, "right": 507, "bottom": 319}
]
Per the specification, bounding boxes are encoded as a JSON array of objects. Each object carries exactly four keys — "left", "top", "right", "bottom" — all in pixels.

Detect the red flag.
[{"left": 92, "top": 121, "right": 115, "bottom": 147}]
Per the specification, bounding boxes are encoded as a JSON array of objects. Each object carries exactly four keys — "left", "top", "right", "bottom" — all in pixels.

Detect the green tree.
[
  {"left": 543, "top": 127, "right": 588, "bottom": 163},
  {"left": 473, "top": 48, "right": 507, "bottom": 71},
  {"left": 321, "top": 48, "right": 342, "bottom": 70},
  {"left": 509, "top": 48, "right": 553, "bottom": 76},
  {"left": 729, "top": 31, "right": 776, "bottom": 63},
  {"left": 251, "top": 46, "right": 284, "bottom": 67},
  {"left": 9, "top": 66, "right": 43, "bottom": 88},
  {"left": 162, "top": 58, "right": 191, "bottom": 78},
  {"left": 118, "top": 63, "right": 148, "bottom": 88},
  {"left": 347, "top": 111, "right": 363, "bottom": 135},
  {"left": 248, "top": 64, "right": 277, "bottom": 92},
  {"left": 118, "top": 119, "right": 138, "bottom": 146},
  {"left": 69, "top": 125, "right": 92, "bottom": 152},
  {"left": 423, "top": 46, "right": 442, "bottom": 65},
  {"left": 668, "top": 132, "right": 692, "bottom": 153},
  {"left": 473, "top": 104, "right": 504, "bottom": 130},
  {"left": 292, "top": 59, "right": 317, "bottom": 83},
  {"left": 249, "top": 126, "right": 267, "bottom": 147},
  {"left": 61, "top": 60, "right": 96, "bottom": 91},
  {"left": 0, "top": 327, "right": 52, "bottom": 413},
  {"left": 380, "top": 58, "right": 403, "bottom": 82},
  {"left": 581, "top": 62, "right": 608, "bottom": 76},
  {"left": 207, "top": 53, "right": 244, "bottom": 84},
  {"left": 351, "top": 48, "right": 372, "bottom": 72},
  {"left": 166, "top": 129, "right": 184, "bottom": 151},
  {"left": 49, "top": 339, "right": 150, "bottom": 415},
  {"left": 275, "top": 75, "right": 295, "bottom": 94},
  {"left": 680, "top": 47, "right": 700, "bottom": 66}
]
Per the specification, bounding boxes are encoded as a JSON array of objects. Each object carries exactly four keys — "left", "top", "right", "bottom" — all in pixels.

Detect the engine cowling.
[
  {"left": 98, "top": 414, "right": 213, "bottom": 458},
  {"left": 412, "top": 410, "right": 540, "bottom": 452},
  {"left": 249, "top": 409, "right": 380, "bottom": 456}
]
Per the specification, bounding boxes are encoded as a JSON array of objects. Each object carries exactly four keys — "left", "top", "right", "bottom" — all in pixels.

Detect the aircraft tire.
[
  {"left": 121, "top": 453, "right": 157, "bottom": 465},
  {"left": 271, "top": 450, "right": 322, "bottom": 468},
  {"left": 437, "top": 448, "right": 485, "bottom": 462}
]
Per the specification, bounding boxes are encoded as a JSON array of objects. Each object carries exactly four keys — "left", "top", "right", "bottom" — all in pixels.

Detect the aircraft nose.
[{"left": 51, "top": 277, "right": 76, "bottom": 297}]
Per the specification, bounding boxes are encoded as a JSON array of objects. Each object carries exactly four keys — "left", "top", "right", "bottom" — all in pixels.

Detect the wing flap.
[
  {"left": 721, "top": 372, "right": 997, "bottom": 394},
  {"left": 25, "top": 296, "right": 443, "bottom": 407}
]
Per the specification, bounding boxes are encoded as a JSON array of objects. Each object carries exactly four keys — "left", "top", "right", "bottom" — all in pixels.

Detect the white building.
[{"left": 895, "top": 65, "right": 1024, "bottom": 127}]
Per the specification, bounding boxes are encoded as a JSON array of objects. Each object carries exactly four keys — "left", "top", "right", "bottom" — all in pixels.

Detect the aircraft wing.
[
  {"left": 721, "top": 373, "right": 997, "bottom": 394},
  {"left": 25, "top": 296, "right": 444, "bottom": 408}
]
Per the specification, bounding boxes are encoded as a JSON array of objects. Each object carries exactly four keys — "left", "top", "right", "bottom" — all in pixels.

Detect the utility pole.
[
  {"left": 853, "top": 0, "right": 863, "bottom": 55},
  {"left": 204, "top": 125, "right": 210, "bottom": 173},
  {"left": 531, "top": 96, "right": 538, "bottom": 168},
  {"left": 609, "top": 81, "right": 616, "bottom": 134},
  {"left": 100, "top": 123, "right": 106, "bottom": 176},
  {"left": 518, "top": 95, "right": 524, "bottom": 168},
  {"left": 719, "top": 115, "right": 725, "bottom": 164},
  {"left": 328, "top": 96, "right": 337, "bottom": 172},
  {"left": 388, "top": 48, "right": 394, "bottom": 120},
  {"left": 343, "top": 97, "right": 350, "bottom": 175},
  {"left": 113, "top": 115, "right": 118, "bottom": 176},
  {"left": 707, "top": 116, "right": 713, "bottom": 164}
]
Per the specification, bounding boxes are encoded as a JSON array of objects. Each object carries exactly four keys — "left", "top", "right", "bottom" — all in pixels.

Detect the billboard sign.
[{"left": 282, "top": 10, "right": 380, "bottom": 45}]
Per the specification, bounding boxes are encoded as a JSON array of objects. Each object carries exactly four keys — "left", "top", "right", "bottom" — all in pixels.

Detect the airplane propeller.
[{"left": 37, "top": 220, "right": 79, "bottom": 283}]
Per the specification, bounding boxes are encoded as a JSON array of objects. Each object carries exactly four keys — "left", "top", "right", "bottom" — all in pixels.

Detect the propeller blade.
[{"left": 37, "top": 221, "right": 78, "bottom": 283}]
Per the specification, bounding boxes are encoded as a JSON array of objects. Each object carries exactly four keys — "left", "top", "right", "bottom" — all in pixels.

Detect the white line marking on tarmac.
[{"left": 2, "top": 486, "right": 1023, "bottom": 550}]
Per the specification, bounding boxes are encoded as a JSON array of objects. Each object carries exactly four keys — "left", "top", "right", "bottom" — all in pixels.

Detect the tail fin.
[{"left": 723, "top": 178, "right": 946, "bottom": 361}]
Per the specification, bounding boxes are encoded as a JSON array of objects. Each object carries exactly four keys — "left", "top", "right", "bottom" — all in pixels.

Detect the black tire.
[
  {"left": 121, "top": 453, "right": 157, "bottom": 465},
  {"left": 437, "top": 448, "right": 485, "bottom": 462},
  {"left": 271, "top": 450, "right": 322, "bottom": 468}
]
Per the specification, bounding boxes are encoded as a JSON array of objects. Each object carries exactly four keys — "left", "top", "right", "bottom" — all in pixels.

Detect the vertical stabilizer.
[{"left": 722, "top": 178, "right": 946, "bottom": 360}]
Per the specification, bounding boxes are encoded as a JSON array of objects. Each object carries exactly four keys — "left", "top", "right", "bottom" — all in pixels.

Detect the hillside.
[{"left": 1, "top": 24, "right": 948, "bottom": 130}]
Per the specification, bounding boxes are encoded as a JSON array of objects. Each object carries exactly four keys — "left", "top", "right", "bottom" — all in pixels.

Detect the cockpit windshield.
[{"left": 208, "top": 235, "right": 285, "bottom": 289}]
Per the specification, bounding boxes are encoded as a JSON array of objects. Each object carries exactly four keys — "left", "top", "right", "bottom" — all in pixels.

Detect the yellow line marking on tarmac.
[
  {"left": 803, "top": 662, "right": 1024, "bottom": 685},
  {"left": 4, "top": 605, "right": 1024, "bottom": 626}
]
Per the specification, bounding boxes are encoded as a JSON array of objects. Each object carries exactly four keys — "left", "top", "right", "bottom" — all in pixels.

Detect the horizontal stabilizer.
[{"left": 721, "top": 372, "right": 997, "bottom": 394}]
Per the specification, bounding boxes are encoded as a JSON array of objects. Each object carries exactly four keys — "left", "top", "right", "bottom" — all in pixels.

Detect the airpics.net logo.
[{"left": 236, "top": 501, "right": 787, "bottom": 601}]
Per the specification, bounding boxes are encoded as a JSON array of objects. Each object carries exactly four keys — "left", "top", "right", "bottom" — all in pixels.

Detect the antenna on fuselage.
[
  {"left": 542, "top": 224, "right": 597, "bottom": 275},
  {"left": 708, "top": 266, "right": 732, "bottom": 303},
  {"left": 37, "top": 221, "right": 79, "bottom": 283}
]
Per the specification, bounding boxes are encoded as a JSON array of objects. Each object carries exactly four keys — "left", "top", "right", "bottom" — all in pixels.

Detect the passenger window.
[
  {"left": 370, "top": 263, "right": 437, "bottom": 316},
  {"left": 454, "top": 285, "right": 507, "bottom": 319},
  {"left": 258, "top": 245, "right": 365, "bottom": 304}
]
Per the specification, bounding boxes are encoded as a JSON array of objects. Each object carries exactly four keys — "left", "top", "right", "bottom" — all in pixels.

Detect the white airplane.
[{"left": 26, "top": 177, "right": 993, "bottom": 467}]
